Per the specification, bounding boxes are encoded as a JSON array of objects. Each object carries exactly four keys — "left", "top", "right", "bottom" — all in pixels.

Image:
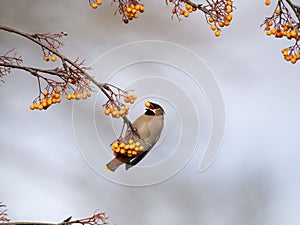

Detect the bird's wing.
[{"left": 125, "top": 150, "right": 150, "bottom": 170}]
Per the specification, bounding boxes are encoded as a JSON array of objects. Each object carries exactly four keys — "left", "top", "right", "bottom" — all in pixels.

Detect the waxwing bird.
[{"left": 105, "top": 101, "right": 165, "bottom": 173}]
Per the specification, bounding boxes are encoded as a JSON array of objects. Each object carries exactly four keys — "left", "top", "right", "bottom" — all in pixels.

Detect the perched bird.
[{"left": 104, "top": 101, "right": 165, "bottom": 173}]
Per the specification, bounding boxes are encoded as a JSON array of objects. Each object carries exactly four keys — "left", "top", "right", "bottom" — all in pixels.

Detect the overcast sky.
[{"left": 1, "top": 1, "right": 300, "bottom": 225}]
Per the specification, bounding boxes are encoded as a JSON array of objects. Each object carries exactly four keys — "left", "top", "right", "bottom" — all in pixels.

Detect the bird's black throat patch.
[{"left": 145, "top": 109, "right": 155, "bottom": 115}]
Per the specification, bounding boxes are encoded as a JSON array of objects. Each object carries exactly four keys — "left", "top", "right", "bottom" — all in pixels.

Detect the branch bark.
[{"left": 0, "top": 25, "right": 136, "bottom": 132}]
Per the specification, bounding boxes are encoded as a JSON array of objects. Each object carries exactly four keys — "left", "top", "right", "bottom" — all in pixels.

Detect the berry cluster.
[
  {"left": 264, "top": 12, "right": 299, "bottom": 42},
  {"left": 281, "top": 45, "right": 300, "bottom": 64},
  {"left": 206, "top": 0, "right": 233, "bottom": 37},
  {"left": 124, "top": 4, "right": 145, "bottom": 22},
  {"left": 104, "top": 105, "right": 130, "bottom": 118},
  {"left": 263, "top": 1, "right": 300, "bottom": 63},
  {"left": 171, "top": 2, "right": 197, "bottom": 19},
  {"left": 124, "top": 93, "right": 137, "bottom": 103},
  {"left": 103, "top": 93, "right": 136, "bottom": 118},
  {"left": 29, "top": 89, "right": 61, "bottom": 110},
  {"left": 111, "top": 139, "right": 144, "bottom": 157},
  {"left": 66, "top": 89, "right": 92, "bottom": 100},
  {"left": 102, "top": 83, "right": 137, "bottom": 119},
  {"left": 90, "top": 0, "right": 103, "bottom": 9}
]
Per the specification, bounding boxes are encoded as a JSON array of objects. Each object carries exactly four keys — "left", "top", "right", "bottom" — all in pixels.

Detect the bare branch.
[
  {"left": 0, "top": 25, "right": 136, "bottom": 131},
  {"left": 0, "top": 202, "right": 10, "bottom": 222},
  {"left": 0, "top": 210, "right": 108, "bottom": 225}
]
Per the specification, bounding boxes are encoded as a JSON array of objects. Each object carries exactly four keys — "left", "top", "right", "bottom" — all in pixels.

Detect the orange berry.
[
  {"left": 51, "top": 55, "right": 56, "bottom": 62},
  {"left": 225, "top": 5, "right": 231, "bottom": 13},
  {"left": 134, "top": 13, "right": 138, "bottom": 18},
  {"left": 291, "top": 57, "right": 297, "bottom": 64},
  {"left": 266, "top": 30, "right": 272, "bottom": 35},
  {"left": 38, "top": 104, "right": 43, "bottom": 110},
  {"left": 29, "top": 104, "right": 35, "bottom": 110},
  {"left": 44, "top": 56, "right": 50, "bottom": 62},
  {"left": 113, "top": 141, "right": 119, "bottom": 148},
  {"left": 268, "top": 20, "right": 273, "bottom": 26},
  {"left": 226, "top": 0, "right": 233, "bottom": 6},
  {"left": 275, "top": 30, "right": 284, "bottom": 38},
  {"left": 271, "top": 28, "right": 276, "bottom": 34},
  {"left": 211, "top": 25, "right": 217, "bottom": 31},
  {"left": 76, "top": 94, "right": 81, "bottom": 100},
  {"left": 285, "top": 22, "right": 292, "bottom": 28},
  {"left": 281, "top": 49, "right": 289, "bottom": 56},
  {"left": 135, "top": 4, "right": 140, "bottom": 10},
  {"left": 275, "top": 9, "right": 280, "bottom": 14},
  {"left": 67, "top": 94, "right": 72, "bottom": 100},
  {"left": 290, "top": 29, "right": 298, "bottom": 38},
  {"left": 139, "top": 5, "right": 144, "bottom": 13},
  {"left": 265, "top": 0, "right": 270, "bottom": 5},
  {"left": 208, "top": 17, "right": 214, "bottom": 23},
  {"left": 183, "top": 11, "right": 189, "bottom": 17},
  {"left": 112, "top": 111, "right": 119, "bottom": 117},
  {"left": 104, "top": 109, "right": 110, "bottom": 115},
  {"left": 42, "top": 101, "right": 47, "bottom": 107},
  {"left": 186, "top": 4, "right": 192, "bottom": 10},
  {"left": 119, "top": 110, "right": 125, "bottom": 116},
  {"left": 91, "top": 3, "right": 98, "bottom": 9},
  {"left": 226, "top": 13, "right": 233, "bottom": 22},
  {"left": 285, "top": 54, "right": 292, "bottom": 61},
  {"left": 96, "top": 0, "right": 102, "bottom": 5},
  {"left": 86, "top": 92, "right": 91, "bottom": 97},
  {"left": 215, "top": 30, "right": 221, "bottom": 37},
  {"left": 224, "top": 20, "right": 230, "bottom": 26},
  {"left": 132, "top": 150, "right": 138, "bottom": 155},
  {"left": 47, "top": 98, "right": 53, "bottom": 105},
  {"left": 126, "top": 7, "right": 132, "bottom": 13}
]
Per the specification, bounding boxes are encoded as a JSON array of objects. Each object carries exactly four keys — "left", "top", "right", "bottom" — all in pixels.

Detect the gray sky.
[{"left": 1, "top": 1, "right": 300, "bottom": 225}]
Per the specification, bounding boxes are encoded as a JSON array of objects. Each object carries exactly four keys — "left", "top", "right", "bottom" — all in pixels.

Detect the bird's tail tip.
[
  {"left": 125, "top": 163, "right": 133, "bottom": 170},
  {"left": 104, "top": 165, "right": 114, "bottom": 173}
]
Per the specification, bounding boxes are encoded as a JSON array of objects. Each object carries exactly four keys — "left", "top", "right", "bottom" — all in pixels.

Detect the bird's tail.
[{"left": 104, "top": 158, "right": 125, "bottom": 173}]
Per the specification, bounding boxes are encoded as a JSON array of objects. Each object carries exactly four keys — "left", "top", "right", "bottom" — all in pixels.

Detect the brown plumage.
[{"left": 105, "top": 102, "right": 164, "bottom": 173}]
